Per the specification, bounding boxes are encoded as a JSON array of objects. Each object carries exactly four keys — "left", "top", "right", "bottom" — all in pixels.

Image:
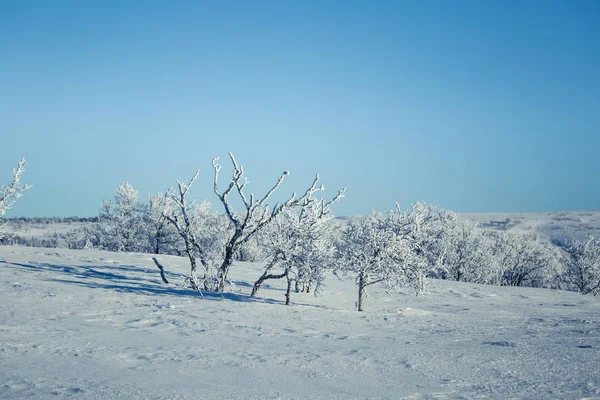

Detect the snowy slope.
[
  {"left": 459, "top": 211, "right": 600, "bottom": 244},
  {"left": 1, "top": 246, "right": 599, "bottom": 399}
]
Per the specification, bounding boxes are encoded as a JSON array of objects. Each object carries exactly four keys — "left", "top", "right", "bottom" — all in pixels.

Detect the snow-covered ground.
[{"left": 1, "top": 246, "right": 599, "bottom": 399}]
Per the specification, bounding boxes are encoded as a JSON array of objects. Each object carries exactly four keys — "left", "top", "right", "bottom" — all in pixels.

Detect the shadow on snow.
[{"left": 0, "top": 259, "right": 323, "bottom": 307}]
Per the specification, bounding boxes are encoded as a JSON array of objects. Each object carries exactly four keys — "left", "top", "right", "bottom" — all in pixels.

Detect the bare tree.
[
  {"left": 212, "top": 152, "right": 326, "bottom": 292},
  {"left": 162, "top": 171, "right": 213, "bottom": 292},
  {"left": 0, "top": 158, "right": 31, "bottom": 220}
]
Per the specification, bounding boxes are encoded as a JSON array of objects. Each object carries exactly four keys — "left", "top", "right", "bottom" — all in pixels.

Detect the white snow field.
[{"left": 1, "top": 246, "right": 599, "bottom": 399}]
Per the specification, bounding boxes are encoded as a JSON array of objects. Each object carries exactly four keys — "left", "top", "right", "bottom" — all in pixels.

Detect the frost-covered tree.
[
  {"left": 433, "top": 221, "right": 503, "bottom": 285},
  {"left": 336, "top": 203, "right": 437, "bottom": 311},
  {"left": 491, "top": 232, "right": 562, "bottom": 287},
  {"left": 162, "top": 171, "right": 210, "bottom": 291},
  {"left": 162, "top": 171, "right": 229, "bottom": 292},
  {"left": 562, "top": 236, "right": 600, "bottom": 295},
  {"left": 251, "top": 185, "right": 345, "bottom": 304},
  {"left": 145, "top": 192, "right": 181, "bottom": 255},
  {"left": 0, "top": 158, "right": 31, "bottom": 226},
  {"left": 412, "top": 206, "right": 458, "bottom": 274},
  {"left": 96, "top": 183, "right": 147, "bottom": 252},
  {"left": 211, "top": 152, "right": 327, "bottom": 292},
  {"left": 250, "top": 215, "right": 297, "bottom": 302},
  {"left": 63, "top": 227, "right": 91, "bottom": 250}
]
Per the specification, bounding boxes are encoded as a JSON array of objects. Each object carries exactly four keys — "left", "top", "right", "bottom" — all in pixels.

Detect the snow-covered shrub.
[
  {"left": 144, "top": 192, "right": 182, "bottom": 255},
  {"left": 0, "top": 158, "right": 31, "bottom": 234},
  {"left": 251, "top": 184, "right": 344, "bottom": 304},
  {"left": 211, "top": 152, "right": 330, "bottom": 292},
  {"left": 63, "top": 226, "right": 94, "bottom": 250},
  {"left": 432, "top": 221, "right": 503, "bottom": 285},
  {"left": 490, "top": 232, "right": 563, "bottom": 288},
  {"left": 336, "top": 203, "right": 437, "bottom": 311},
  {"left": 0, "top": 232, "right": 60, "bottom": 248},
  {"left": 412, "top": 206, "right": 458, "bottom": 275},
  {"left": 562, "top": 236, "right": 600, "bottom": 295},
  {"left": 95, "top": 183, "right": 148, "bottom": 253}
]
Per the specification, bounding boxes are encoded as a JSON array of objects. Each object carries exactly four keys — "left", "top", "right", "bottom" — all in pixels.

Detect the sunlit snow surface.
[{"left": 1, "top": 246, "right": 599, "bottom": 399}]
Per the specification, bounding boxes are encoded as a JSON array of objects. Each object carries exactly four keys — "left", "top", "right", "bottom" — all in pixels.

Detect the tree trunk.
[
  {"left": 285, "top": 271, "right": 293, "bottom": 305},
  {"left": 455, "top": 269, "right": 462, "bottom": 282},
  {"left": 217, "top": 257, "right": 233, "bottom": 292},
  {"left": 152, "top": 257, "right": 169, "bottom": 284},
  {"left": 305, "top": 280, "right": 312, "bottom": 294},
  {"left": 358, "top": 274, "right": 365, "bottom": 311},
  {"left": 153, "top": 229, "right": 160, "bottom": 254},
  {"left": 185, "top": 246, "right": 199, "bottom": 291},
  {"left": 188, "top": 253, "right": 197, "bottom": 273},
  {"left": 217, "top": 233, "right": 241, "bottom": 292},
  {"left": 201, "top": 259, "right": 211, "bottom": 291},
  {"left": 251, "top": 270, "right": 287, "bottom": 296},
  {"left": 182, "top": 236, "right": 197, "bottom": 274}
]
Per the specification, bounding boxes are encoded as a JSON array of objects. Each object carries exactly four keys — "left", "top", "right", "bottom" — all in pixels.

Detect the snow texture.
[{"left": 1, "top": 246, "right": 599, "bottom": 399}]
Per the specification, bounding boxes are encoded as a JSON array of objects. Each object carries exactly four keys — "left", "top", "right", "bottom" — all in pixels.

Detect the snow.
[
  {"left": 459, "top": 211, "right": 600, "bottom": 244},
  {"left": 1, "top": 246, "right": 600, "bottom": 399}
]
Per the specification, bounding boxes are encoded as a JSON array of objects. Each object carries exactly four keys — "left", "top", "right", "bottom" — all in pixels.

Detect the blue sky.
[{"left": 1, "top": 1, "right": 598, "bottom": 217}]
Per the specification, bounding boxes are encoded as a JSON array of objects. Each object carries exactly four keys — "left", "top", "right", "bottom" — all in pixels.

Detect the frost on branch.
[
  {"left": 336, "top": 202, "right": 440, "bottom": 311},
  {"left": 162, "top": 171, "right": 229, "bottom": 292},
  {"left": 0, "top": 158, "right": 31, "bottom": 221},
  {"left": 251, "top": 183, "right": 345, "bottom": 305},
  {"left": 212, "top": 152, "right": 331, "bottom": 292},
  {"left": 145, "top": 192, "right": 181, "bottom": 255}
]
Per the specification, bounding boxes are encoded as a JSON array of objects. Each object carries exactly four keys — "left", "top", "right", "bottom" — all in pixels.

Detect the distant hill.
[{"left": 459, "top": 211, "right": 600, "bottom": 246}]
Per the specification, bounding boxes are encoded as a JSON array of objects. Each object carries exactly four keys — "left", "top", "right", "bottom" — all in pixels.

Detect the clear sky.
[{"left": 1, "top": 1, "right": 599, "bottom": 217}]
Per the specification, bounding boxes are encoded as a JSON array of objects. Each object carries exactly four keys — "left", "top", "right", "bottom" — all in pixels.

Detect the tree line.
[{"left": 2, "top": 156, "right": 600, "bottom": 310}]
